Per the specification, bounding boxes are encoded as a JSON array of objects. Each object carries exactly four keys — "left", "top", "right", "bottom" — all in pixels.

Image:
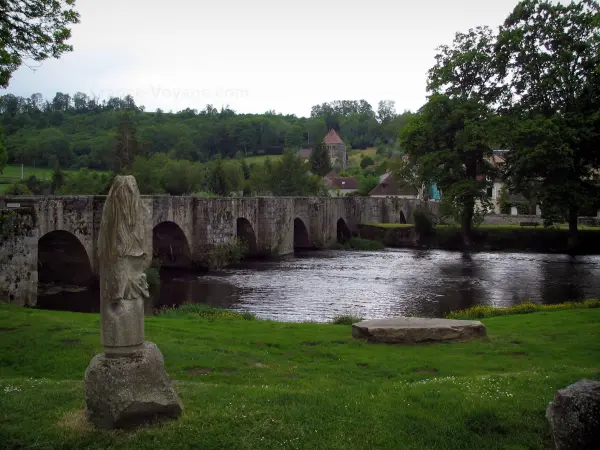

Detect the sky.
[{"left": 4, "top": 0, "right": 520, "bottom": 117}]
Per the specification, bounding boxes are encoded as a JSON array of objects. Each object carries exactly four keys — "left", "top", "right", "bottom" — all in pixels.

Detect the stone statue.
[
  {"left": 97, "top": 175, "right": 148, "bottom": 356},
  {"left": 84, "top": 175, "right": 182, "bottom": 429}
]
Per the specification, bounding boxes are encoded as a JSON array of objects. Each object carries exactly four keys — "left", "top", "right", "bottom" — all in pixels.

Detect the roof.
[
  {"left": 369, "top": 174, "right": 418, "bottom": 197},
  {"left": 326, "top": 176, "right": 359, "bottom": 190},
  {"left": 296, "top": 148, "right": 312, "bottom": 159},
  {"left": 323, "top": 129, "right": 344, "bottom": 145}
]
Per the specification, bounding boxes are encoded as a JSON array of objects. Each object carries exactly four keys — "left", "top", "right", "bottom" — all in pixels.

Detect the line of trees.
[
  {"left": 0, "top": 92, "right": 413, "bottom": 172},
  {"left": 399, "top": 0, "right": 600, "bottom": 247}
]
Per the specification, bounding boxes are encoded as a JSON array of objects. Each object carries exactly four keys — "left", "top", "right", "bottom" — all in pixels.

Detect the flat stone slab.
[{"left": 352, "top": 317, "right": 487, "bottom": 344}]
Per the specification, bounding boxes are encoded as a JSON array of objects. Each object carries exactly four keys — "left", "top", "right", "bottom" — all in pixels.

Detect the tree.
[
  {"left": 495, "top": 0, "right": 600, "bottom": 246},
  {"left": 400, "top": 95, "right": 495, "bottom": 246},
  {"left": 1, "top": 0, "right": 80, "bottom": 87},
  {"left": 0, "top": 127, "right": 7, "bottom": 174},
  {"left": 360, "top": 156, "right": 374, "bottom": 169},
  {"left": 377, "top": 100, "right": 396, "bottom": 124},
  {"left": 50, "top": 165, "right": 65, "bottom": 193},
  {"left": 114, "top": 112, "right": 139, "bottom": 173},
  {"left": 270, "top": 149, "right": 323, "bottom": 196},
  {"left": 310, "top": 142, "right": 332, "bottom": 176},
  {"left": 205, "top": 157, "right": 232, "bottom": 196}
]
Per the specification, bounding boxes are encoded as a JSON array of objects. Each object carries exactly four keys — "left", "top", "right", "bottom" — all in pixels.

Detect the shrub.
[
  {"left": 446, "top": 299, "right": 600, "bottom": 320},
  {"left": 157, "top": 303, "right": 256, "bottom": 320},
  {"left": 5, "top": 182, "right": 31, "bottom": 195},
  {"left": 144, "top": 259, "right": 161, "bottom": 289},
  {"left": 360, "top": 156, "right": 375, "bottom": 169},
  {"left": 331, "top": 315, "right": 363, "bottom": 325},
  {"left": 206, "top": 238, "right": 248, "bottom": 268},
  {"left": 414, "top": 209, "right": 434, "bottom": 236}
]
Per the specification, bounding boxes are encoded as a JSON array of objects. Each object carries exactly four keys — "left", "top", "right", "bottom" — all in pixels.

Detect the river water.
[{"left": 36, "top": 249, "right": 600, "bottom": 322}]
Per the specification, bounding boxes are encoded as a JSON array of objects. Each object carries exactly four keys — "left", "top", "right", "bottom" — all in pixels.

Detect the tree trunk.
[
  {"left": 568, "top": 207, "right": 579, "bottom": 250},
  {"left": 461, "top": 200, "right": 475, "bottom": 249}
]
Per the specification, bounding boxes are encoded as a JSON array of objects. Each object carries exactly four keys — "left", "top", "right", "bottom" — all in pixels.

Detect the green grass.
[
  {"left": 0, "top": 303, "right": 599, "bottom": 449},
  {"left": 363, "top": 223, "right": 600, "bottom": 231},
  {"left": 361, "top": 222, "right": 414, "bottom": 229},
  {"left": 242, "top": 154, "right": 282, "bottom": 165}
]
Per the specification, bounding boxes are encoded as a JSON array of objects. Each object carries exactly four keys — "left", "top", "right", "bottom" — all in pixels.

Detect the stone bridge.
[{"left": 0, "top": 195, "right": 435, "bottom": 306}]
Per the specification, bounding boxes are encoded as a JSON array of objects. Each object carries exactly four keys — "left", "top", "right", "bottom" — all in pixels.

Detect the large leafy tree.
[
  {"left": 0, "top": 0, "right": 80, "bottom": 87},
  {"left": 400, "top": 95, "right": 495, "bottom": 246},
  {"left": 401, "top": 27, "right": 500, "bottom": 246},
  {"left": 495, "top": 0, "right": 600, "bottom": 245}
]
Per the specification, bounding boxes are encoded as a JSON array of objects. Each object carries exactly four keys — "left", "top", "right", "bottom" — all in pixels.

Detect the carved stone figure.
[
  {"left": 97, "top": 175, "right": 148, "bottom": 355},
  {"left": 84, "top": 175, "right": 182, "bottom": 429}
]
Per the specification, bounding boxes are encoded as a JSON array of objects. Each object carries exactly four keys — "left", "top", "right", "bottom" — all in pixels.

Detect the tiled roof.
[
  {"left": 323, "top": 129, "right": 344, "bottom": 145},
  {"left": 327, "top": 177, "right": 359, "bottom": 190},
  {"left": 369, "top": 174, "right": 418, "bottom": 196}
]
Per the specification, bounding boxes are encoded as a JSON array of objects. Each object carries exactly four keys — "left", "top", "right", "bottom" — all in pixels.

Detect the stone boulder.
[
  {"left": 546, "top": 379, "right": 600, "bottom": 450},
  {"left": 84, "top": 341, "right": 183, "bottom": 429},
  {"left": 352, "top": 317, "right": 487, "bottom": 344}
]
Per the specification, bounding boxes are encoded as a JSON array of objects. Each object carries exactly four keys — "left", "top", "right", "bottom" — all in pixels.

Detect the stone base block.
[
  {"left": 84, "top": 341, "right": 183, "bottom": 429},
  {"left": 352, "top": 317, "right": 487, "bottom": 344}
]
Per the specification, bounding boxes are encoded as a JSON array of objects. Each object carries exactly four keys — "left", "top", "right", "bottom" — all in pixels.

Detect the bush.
[
  {"left": 331, "top": 315, "right": 363, "bottom": 325},
  {"left": 144, "top": 259, "right": 161, "bottom": 289},
  {"left": 157, "top": 303, "right": 256, "bottom": 320},
  {"left": 414, "top": 209, "right": 434, "bottom": 236},
  {"left": 208, "top": 238, "right": 248, "bottom": 268},
  {"left": 446, "top": 299, "right": 600, "bottom": 320},
  {"left": 332, "top": 237, "right": 384, "bottom": 251},
  {"left": 5, "top": 182, "right": 31, "bottom": 195},
  {"left": 360, "top": 156, "right": 375, "bottom": 169}
]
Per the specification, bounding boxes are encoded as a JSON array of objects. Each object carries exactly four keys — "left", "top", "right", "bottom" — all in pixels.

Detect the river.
[{"left": 36, "top": 249, "right": 600, "bottom": 322}]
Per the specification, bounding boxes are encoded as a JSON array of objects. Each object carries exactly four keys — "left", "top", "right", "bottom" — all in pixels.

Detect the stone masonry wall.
[
  {"left": 1, "top": 194, "right": 431, "bottom": 305},
  {"left": 0, "top": 209, "right": 38, "bottom": 306}
]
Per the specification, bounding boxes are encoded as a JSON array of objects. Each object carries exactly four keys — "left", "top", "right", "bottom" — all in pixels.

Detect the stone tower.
[{"left": 323, "top": 129, "right": 347, "bottom": 171}]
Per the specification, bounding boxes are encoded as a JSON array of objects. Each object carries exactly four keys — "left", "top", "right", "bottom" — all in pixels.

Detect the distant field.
[
  {"left": 0, "top": 165, "right": 67, "bottom": 181},
  {"left": 243, "top": 154, "right": 282, "bottom": 165},
  {"left": 348, "top": 147, "right": 378, "bottom": 166}
]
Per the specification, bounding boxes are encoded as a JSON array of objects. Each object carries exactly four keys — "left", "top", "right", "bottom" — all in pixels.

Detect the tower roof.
[{"left": 323, "top": 129, "right": 344, "bottom": 145}]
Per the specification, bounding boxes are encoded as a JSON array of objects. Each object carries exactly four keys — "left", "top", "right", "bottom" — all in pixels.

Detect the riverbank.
[
  {"left": 359, "top": 223, "right": 600, "bottom": 254},
  {"left": 1, "top": 303, "right": 599, "bottom": 449}
]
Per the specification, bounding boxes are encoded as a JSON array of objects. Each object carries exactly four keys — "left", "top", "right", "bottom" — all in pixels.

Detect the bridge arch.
[
  {"left": 153, "top": 221, "right": 192, "bottom": 268},
  {"left": 38, "top": 230, "right": 93, "bottom": 286},
  {"left": 294, "top": 218, "right": 312, "bottom": 251},
  {"left": 337, "top": 218, "right": 352, "bottom": 244},
  {"left": 236, "top": 217, "right": 258, "bottom": 257}
]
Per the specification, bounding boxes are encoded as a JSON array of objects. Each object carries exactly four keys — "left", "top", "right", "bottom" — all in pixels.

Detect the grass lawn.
[
  {"left": 243, "top": 154, "right": 282, "bottom": 165},
  {"left": 1, "top": 164, "right": 64, "bottom": 181},
  {"left": 362, "top": 222, "right": 600, "bottom": 231},
  {"left": 1, "top": 303, "right": 599, "bottom": 449}
]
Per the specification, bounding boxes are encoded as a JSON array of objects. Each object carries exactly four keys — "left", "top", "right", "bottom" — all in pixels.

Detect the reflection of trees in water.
[
  {"left": 151, "top": 273, "right": 242, "bottom": 311},
  {"left": 539, "top": 256, "right": 597, "bottom": 304}
]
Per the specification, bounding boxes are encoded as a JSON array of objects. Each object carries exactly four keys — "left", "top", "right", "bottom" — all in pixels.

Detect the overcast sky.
[{"left": 4, "top": 0, "right": 519, "bottom": 116}]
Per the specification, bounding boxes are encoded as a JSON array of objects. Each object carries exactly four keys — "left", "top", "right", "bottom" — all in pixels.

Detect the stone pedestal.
[{"left": 84, "top": 341, "right": 183, "bottom": 429}]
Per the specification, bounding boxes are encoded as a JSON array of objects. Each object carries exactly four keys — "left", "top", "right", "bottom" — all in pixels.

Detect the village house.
[
  {"left": 296, "top": 129, "right": 348, "bottom": 171},
  {"left": 369, "top": 171, "right": 421, "bottom": 199},
  {"left": 323, "top": 171, "right": 358, "bottom": 197}
]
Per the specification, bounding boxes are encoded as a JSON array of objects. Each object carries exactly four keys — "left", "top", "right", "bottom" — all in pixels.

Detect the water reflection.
[{"left": 36, "top": 249, "right": 600, "bottom": 322}]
